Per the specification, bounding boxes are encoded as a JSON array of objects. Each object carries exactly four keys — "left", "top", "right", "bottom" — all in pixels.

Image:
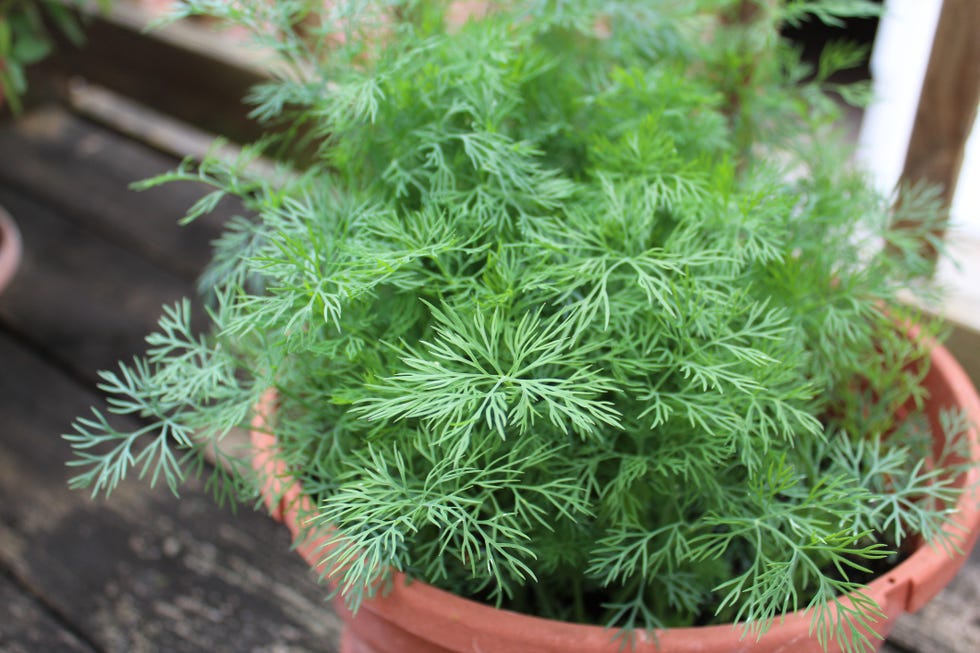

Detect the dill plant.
[{"left": 65, "top": 1, "right": 974, "bottom": 651}]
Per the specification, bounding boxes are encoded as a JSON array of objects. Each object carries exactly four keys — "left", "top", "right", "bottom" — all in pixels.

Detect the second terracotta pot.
[{"left": 0, "top": 205, "right": 23, "bottom": 295}]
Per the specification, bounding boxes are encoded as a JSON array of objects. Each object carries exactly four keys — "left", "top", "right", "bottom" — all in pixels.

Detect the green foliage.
[
  {"left": 65, "top": 1, "right": 973, "bottom": 651},
  {"left": 0, "top": 0, "right": 110, "bottom": 113}
]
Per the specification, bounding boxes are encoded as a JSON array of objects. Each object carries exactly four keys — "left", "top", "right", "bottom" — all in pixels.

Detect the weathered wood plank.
[
  {"left": 0, "top": 571, "right": 97, "bottom": 653},
  {"left": 0, "top": 185, "right": 197, "bottom": 382},
  {"left": 900, "top": 0, "right": 980, "bottom": 206},
  {"left": 0, "top": 106, "right": 242, "bottom": 382},
  {"left": 0, "top": 108, "right": 232, "bottom": 282},
  {"left": 0, "top": 104, "right": 342, "bottom": 652},
  {"left": 40, "top": 3, "right": 266, "bottom": 146},
  {"left": 0, "top": 330, "right": 343, "bottom": 653}
]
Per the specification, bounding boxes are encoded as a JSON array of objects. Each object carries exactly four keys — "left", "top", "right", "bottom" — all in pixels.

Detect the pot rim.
[{"left": 250, "top": 341, "right": 980, "bottom": 652}]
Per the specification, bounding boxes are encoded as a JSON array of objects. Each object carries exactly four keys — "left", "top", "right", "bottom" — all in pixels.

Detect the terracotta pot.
[
  {"left": 250, "top": 343, "right": 980, "bottom": 653},
  {"left": 0, "top": 204, "right": 23, "bottom": 295}
]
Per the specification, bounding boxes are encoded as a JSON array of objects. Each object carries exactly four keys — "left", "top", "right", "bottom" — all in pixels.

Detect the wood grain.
[
  {"left": 0, "top": 108, "right": 230, "bottom": 282},
  {"left": 0, "top": 332, "right": 343, "bottom": 653},
  {"left": 0, "top": 107, "right": 343, "bottom": 652},
  {"left": 0, "top": 186, "right": 194, "bottom": 380},
  {"left": 900, "top": 0, "right": 980, "bottom": 209},
  {"left": 0, "top": 570, "right": 96, "bottom": 653},
  {"left": 41, "top": 4, "right": 265, "bottom": 147}
]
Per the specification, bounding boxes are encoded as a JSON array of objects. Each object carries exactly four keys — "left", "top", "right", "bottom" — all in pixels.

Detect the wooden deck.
[
  {"left": 1, "top": 105, "right": 979, "bottom": 652},
  {"left": 0, "top": 106, "right": 343, "bottom": 652}
]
